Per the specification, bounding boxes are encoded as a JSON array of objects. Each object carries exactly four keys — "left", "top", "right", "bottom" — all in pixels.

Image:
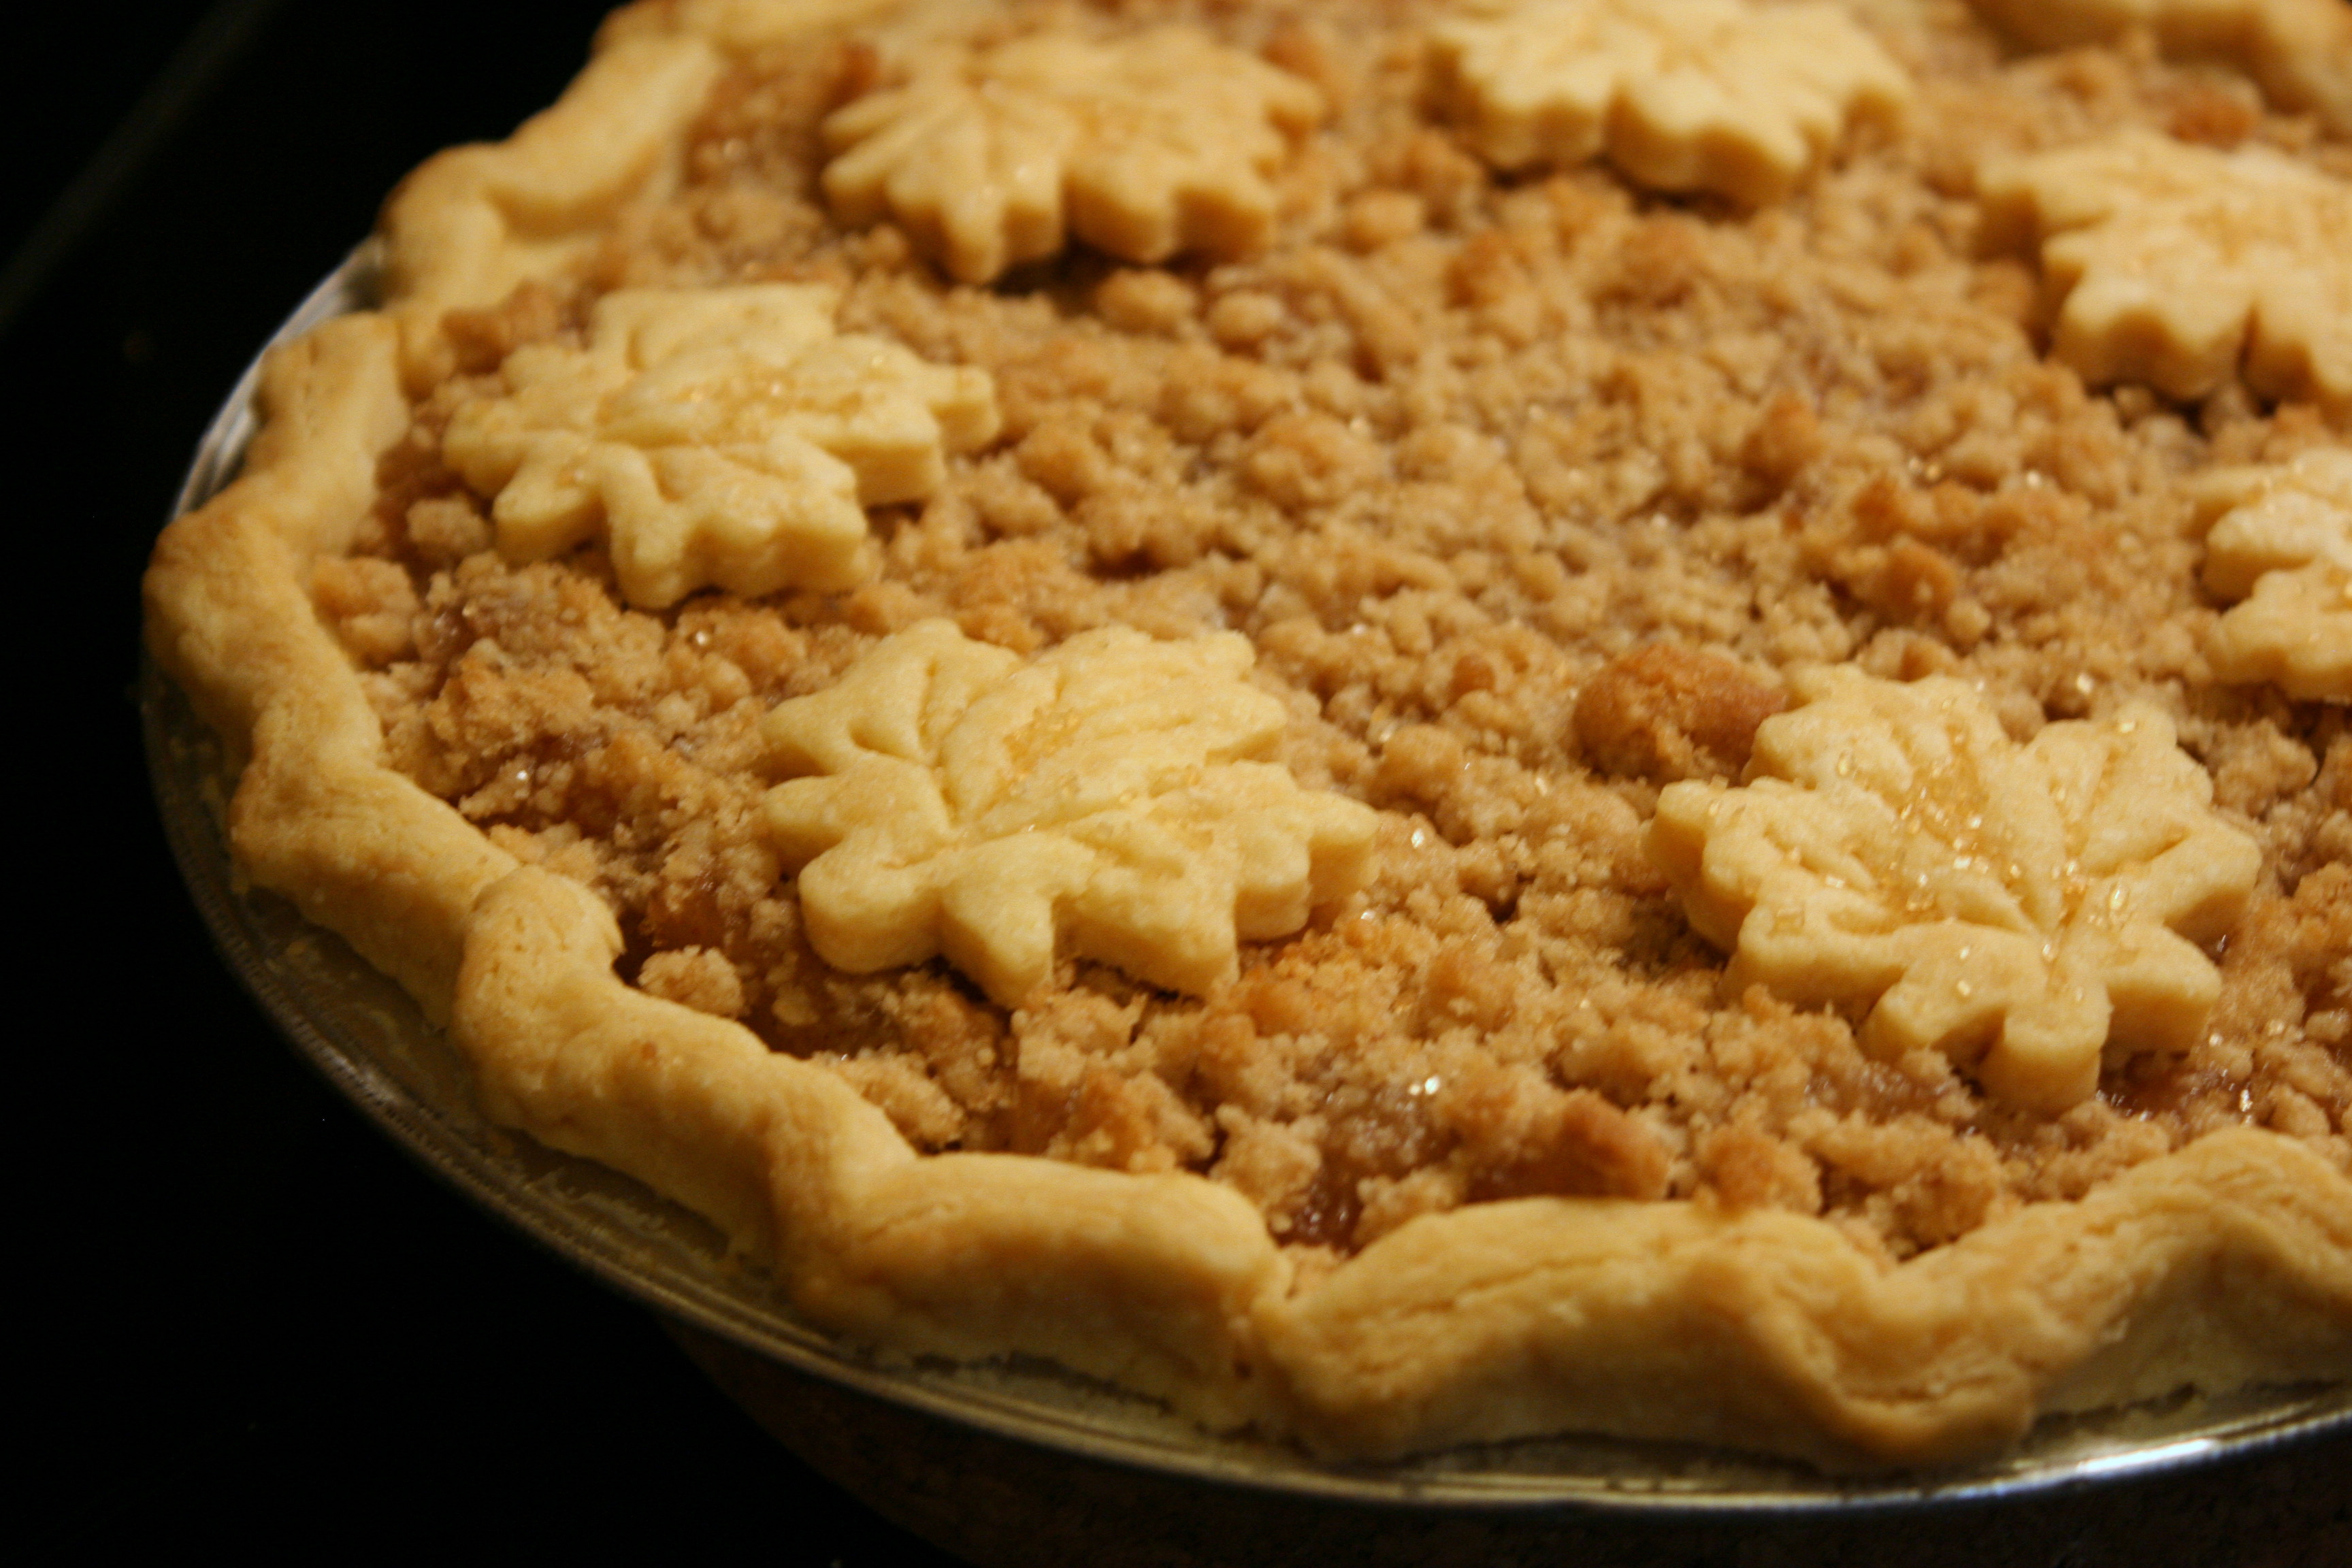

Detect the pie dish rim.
[{"left": 137, "top": 2, "right": 2352, "bottom": 1489}]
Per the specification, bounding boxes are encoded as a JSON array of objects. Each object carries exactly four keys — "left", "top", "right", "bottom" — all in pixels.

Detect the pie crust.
[{"left": 144, "top": 0, "right": 2352, "bottom": 1469}]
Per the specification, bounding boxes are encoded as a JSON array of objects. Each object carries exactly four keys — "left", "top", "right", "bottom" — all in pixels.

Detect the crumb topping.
[
  {"left": 761, "top": 618, "right": 1378, "bottom": 1002},
  {"left": 821, "top": 24, "right": 1325, "bottom": 282},
  {"left": 1650, "top": 669, "right": 2262, "bottom": 1111},
  {"left": 332, "top": 0, "right": 2352, "bottom": 1264},
  {"left": 1965, "top": 0, "right": 2352, "bottom": 137},
  {"left": 1572, "top": 642, "right": 1787, "bottom": 782},
  {"left": 1428, "top": 0, "right": 1912, "bottom": 204}
]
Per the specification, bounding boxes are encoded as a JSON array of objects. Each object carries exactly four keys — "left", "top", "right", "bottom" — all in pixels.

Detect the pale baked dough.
[
  {"left": 1652, "top": 670, "right": 2261, "bottom": 1113},
  {"left": 442, "top": 282, "right": 997, "bottom": 606},
  {"left": 821, "top": 23, "right": 1325, "bottom": 282},
  {"left": 145, "top": 0, "right": 2352, "bottom": 1468},
  {"left": 1429, "top": 0, "right": 1911, "bottom": 204},
  {"left": 762, "top": 619, "right": 1377, "bottom": 1003},
  {"left": 1978, "top": 129, "right": 2352, "bottom": 410},
  {"left": 2192, "top": 448, "right": 2352, "bottom": 701}
]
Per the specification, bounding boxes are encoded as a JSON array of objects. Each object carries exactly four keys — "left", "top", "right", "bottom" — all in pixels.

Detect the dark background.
[
  {"left": 15, "top": 1, "right": 2347, "bottom": 1559},
  {"left": 14, "top": 2, "right": 952, "bottom": 1557}
]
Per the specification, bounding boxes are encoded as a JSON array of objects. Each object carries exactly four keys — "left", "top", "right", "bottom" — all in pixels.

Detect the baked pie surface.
[{"left": 144, "top": 0, "right": 2352, "bottom": 1469}]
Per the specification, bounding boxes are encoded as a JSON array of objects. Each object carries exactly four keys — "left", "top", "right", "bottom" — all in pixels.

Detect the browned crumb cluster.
[{"left": 318, "top": 0, "right": 2351, "bottom": 1268}]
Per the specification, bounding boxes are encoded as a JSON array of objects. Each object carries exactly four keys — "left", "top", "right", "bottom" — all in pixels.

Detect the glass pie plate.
[{"left": 144, "top": 250, "right": 2351, "bottom": 1563}]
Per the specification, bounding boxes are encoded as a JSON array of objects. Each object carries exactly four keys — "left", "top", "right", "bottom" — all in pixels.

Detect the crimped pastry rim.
[
  {"left": 142, "top": 627, "right": 2352, "bottom": 1503},
  {"left": 140, "top": 3, "right": 2352, "bottom": 1479}
]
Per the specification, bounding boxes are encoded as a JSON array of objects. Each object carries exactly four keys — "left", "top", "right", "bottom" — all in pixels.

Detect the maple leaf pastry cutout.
[
  {"left": 820, "top": 25, "right": 1326, "bottom": 284},
  {"left": 761, "top": 620, "right": 1379, "bottom": 1006},
  {"left": 1978, "top": 129, "right": 2352, "bottom": 409},
  {"left": 440, "top": 284, "right": 998, "bottom": 608},
  {"left": 2191, "top": 446, "right": 2352, "bottom": 702},
  {"left": 1650, "top": 668, "right": 2261, "bottom": 1113},
  {"left": 1428, "top": 0, "right": 1912, "bottom": 205}
]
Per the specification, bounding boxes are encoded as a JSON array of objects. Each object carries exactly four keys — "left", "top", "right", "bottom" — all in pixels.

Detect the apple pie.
[{"left": 144, "top": 0, "right": 2352, "bottom": 1469}]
